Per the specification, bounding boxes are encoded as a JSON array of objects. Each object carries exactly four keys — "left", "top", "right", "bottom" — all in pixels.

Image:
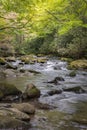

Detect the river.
[{"left": 0, "top": 57, "right": 87, "bottom": 130}]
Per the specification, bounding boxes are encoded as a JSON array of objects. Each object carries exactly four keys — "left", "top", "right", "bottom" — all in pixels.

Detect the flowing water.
[{"left": 0, "top": 57, "right": 87, "bottom": 130}]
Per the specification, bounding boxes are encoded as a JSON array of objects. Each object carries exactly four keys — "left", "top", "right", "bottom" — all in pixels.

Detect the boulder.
[
  {"left": 23, "top": 83, "right": 40, "bottom": 99},
  {"left": 37, "top": 57, "right": 47, "bottom": 63},
  {"left": 0, "top": 57, "right": 6, "bottom": 65},
  {"left": 69, "top": 60, "right": 87, "bottom": 70},
  {"left": 12, "top": 103, "right": 35, "bottom": 114},
  {"left": 0, "top": 83, "right": 22, "bottom": 100},
  {"left": 0, "top": 108, "right": 30, "bottom": 129},
  {"left": 69, "top": 70, "right": 76, "bottom": 77},
  {"left": 20, "top": 55, "right": 37, "bottom": 64},
  {"left": 5, "top": 56, "right": 16, "bottom": 62},
  {"left": 8, "top": 108, "right": 30, "bottom": 121},
  {"left": 47, "top": 89, "right": 62, "bottom": 96},
  {"left": 47, "top": 76, "right": 64, "bottom": 85},
  {"left": 61, "top": 57, "right": 73, "bottom": 63},
  {"left": 63, "top": 86, "right": 86, "bottom": 94}
]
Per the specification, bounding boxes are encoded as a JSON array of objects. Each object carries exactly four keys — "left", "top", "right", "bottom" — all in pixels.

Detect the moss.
[
  {"left": 27, "top": 87, "right": 40, "bottom": 98},
  {"left": 69, "top": 60, "right": 87, "bottom": 69},
  {"left": 24, "top": 84, "right": 40, "bottom": 99},
  {"left": 0, "top": 83, "right": 22, "bottom": 96},
  {"left": 37, "top": 58, "right": 47, "bottom": 63},
  {"left": 61, "top": 57, "right": 73, "bottom": 63},
  {"left": 20, "top": 55, "right": 37, "bottom": 64},
  {"left": 69, "top": 70, "right": 76, "bottom": 77},
  {"left": 0, "top": 57, "right": 6, "bottom": 65}
]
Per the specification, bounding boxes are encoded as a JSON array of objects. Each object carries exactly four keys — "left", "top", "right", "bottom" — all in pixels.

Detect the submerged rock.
[
  {"left": 23, "top": 83, "right": 41, "bottom": 99},
  {"left": 47, "top": 89, "right": 62, "bottom": 96},
  {"left": 63, "top": 86, "right": 86, "bottom": 94}
]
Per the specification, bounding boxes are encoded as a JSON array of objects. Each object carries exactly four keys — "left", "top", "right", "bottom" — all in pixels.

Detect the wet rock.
[
  {"left": 47, "top": 76, "right": 64, "bottom": 85},
  {"left": 54, "top": 66, "right": 61, "bottom": 70},
  {"left": 5, "top": 56, "right": 16, "bottom": 62},
  {"left": 0, "top": 83, "right": 22, "bottom": 100},
  {"left": 2, "top": 95, "right": 19, "bottom": 101},
  {"left": 20, "top": 69, "right": 26, "bottom": 73},
  {"left": 23, "top": 83, "right": 40, "bottom": 99},
  {"left": 69, "top": 70, "right": 76, "bottom": 77},
  {"left": 0, "top": 108, "right": 30, "bottom": 129},
  {"left": 5, "top": 62, "right": 17, "bottom": 69},
  {"left": 63, "top": 86, "right": 86, "bottom": 94},
  {"left": 47, "top": 89, "right": 62, "bottom": 96},
  {"left": 28, "top": 69, "right": 41, "bottom": 74},
  {"left": 30, "top": 100, "right": 55, "bottom": 110},
  {"left": 12, "top": 103, "right": 35, "bottom": 114}
]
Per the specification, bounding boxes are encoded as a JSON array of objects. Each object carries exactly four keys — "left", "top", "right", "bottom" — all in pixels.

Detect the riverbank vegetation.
[{"left": 0, "top": 0, "right": 87, "bottom": 58}]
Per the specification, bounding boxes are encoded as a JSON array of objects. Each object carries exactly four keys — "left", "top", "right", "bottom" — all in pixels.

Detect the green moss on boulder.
[
  {"left": 69, "top": 70, "right": 76, "bottom": 77},
  {"left": 23, "top": 83, "right": 40, "bottom": 99},
  {"left": 61, "top": 57, "right": 73, "bottom": 63},
  {"left": 0, "top": 83, "right": 22, "bottom": 96},
  {"left": 0, "top": 57, "right": 6, "bottom": 65},
  {"left": 69, "top": 60, "right": 87, "bottom": 69}
]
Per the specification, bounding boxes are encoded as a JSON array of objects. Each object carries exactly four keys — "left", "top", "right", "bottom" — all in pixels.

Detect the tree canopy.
[{"left": 0, "top": 0, "right": 87, "bottom": 58}]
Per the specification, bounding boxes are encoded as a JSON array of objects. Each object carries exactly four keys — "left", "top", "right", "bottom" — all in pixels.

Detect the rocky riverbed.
[{"left": 0, "top": 56, "right": 87, "bottom": 130}]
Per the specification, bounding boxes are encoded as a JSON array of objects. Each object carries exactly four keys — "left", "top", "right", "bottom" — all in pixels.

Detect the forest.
[{"left": 0, "top": 0, "right": 87, "bottom": 58}]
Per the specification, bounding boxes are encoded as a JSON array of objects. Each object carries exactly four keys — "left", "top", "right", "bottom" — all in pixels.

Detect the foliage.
[{"left": 0, "top": 0, "right": 87, "bottom": 58}]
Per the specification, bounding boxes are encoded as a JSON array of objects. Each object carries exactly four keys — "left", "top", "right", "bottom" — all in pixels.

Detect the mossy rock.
[
  {"left": 61, "top": 57, "right": 73, "bottom": 63},
  {"left": 37, "top": 57, "right": 47, "bottom": 63},
  {"left": 24, "top": 83, "right": 40, "bottom": 99},
  {"left": 20, "top": 55, "right": 37, "bottom": 64},
  {"left": 69, "top": 60, "right": 87, "bottom": 70},
  {"left": 63, "top": 86, "right": 85, "bottom": 93},
  {"left": 0, "top": 57, "right": 6, "bottom": 65},
  {"left": 0, "top": 83, "right": 22, "bottom": 96},
  {"left": 69, "top": 70, "right": 76, "bottom": 77}
]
